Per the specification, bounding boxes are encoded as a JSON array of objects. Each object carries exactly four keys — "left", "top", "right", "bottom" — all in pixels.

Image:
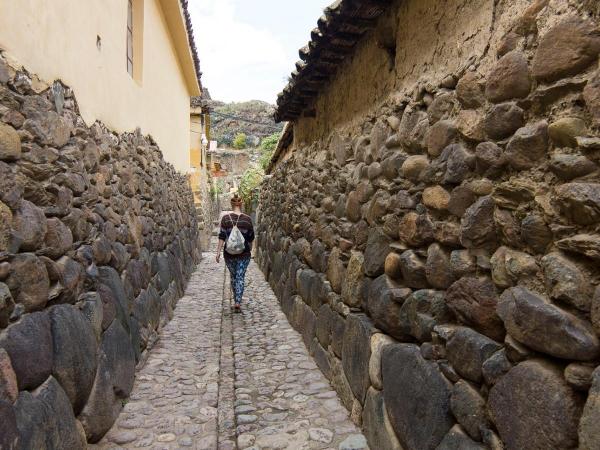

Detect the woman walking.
[{"left": 216, "top": 194, "right": 255, "bottom": 312}]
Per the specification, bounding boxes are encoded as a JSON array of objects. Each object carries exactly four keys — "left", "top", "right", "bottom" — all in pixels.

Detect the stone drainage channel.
[{"left": 90, "top": 253, "right": 367, "bottom": 449}]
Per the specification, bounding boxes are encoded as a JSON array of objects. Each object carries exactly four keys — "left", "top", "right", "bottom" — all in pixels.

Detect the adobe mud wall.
[
  {"left": 258, "top": 0, "right": 600, "bottom": 449},
  {"left": 0, "top": 52, "right": 200, "bottom": 447}
]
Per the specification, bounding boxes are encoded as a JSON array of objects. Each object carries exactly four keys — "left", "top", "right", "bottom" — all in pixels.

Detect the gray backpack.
[{"left": 225, "top": 214, "right": 245, "bottom": 255}]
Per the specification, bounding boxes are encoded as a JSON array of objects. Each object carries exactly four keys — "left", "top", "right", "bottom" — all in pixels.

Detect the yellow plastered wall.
[{"left": 0, "top": 0, "right": 199, "bottom": 173}]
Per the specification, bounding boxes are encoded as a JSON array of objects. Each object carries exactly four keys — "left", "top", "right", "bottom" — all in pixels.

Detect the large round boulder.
[
  {"left": 0, "top": 311, "right": 53, "bottom": 390},
  {"left": 498, "top": 286, "right": 600, "bottom": 361},
  {"left": 49, "top": 305, "right": 98, "bottom": 414},
  {"left": 488, "top": 360, "right": 584, "bottom": 450},
  {"left": 382, "top": 343, "right": 453, "bottom": 450}
]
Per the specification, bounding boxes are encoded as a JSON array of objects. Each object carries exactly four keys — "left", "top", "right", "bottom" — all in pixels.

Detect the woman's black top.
[{"left": 218, "top": 213, "right": 254, "bottom": 259}]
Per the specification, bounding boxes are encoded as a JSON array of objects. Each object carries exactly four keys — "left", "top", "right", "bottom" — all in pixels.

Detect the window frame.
[
  {"left": 126, "top": 0, "right": 134, "bottom": 77},
  {"left": 126, "top": 0, "right": 144, "bottom": 83}
]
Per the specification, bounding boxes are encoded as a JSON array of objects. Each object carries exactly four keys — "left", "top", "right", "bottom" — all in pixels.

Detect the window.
[
  {"left": 126, "top": 0, "right": 133, "bottom": 76},
  {"left": 126, "top": 0, "right": 144, "bottom": 82}
]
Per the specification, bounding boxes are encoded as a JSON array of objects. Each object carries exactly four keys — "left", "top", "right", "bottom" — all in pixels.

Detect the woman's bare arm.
[
  {"left": 216, "top": 239, "right": 225, "bottom": 263},
  {"left": 216, "top": 215, "right": 227, "bottom": 263}
]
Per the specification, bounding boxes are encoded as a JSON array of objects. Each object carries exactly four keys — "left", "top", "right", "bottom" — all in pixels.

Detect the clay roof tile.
[{"left": 274, "top": 0, "right": 391, "bottom": 123}]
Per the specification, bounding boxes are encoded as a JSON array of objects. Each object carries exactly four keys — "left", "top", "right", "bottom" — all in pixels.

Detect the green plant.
[
  {"left": 233, "top": 132, "right": 247, "bottom": 150},
  {"left": 209, "top": 179, "right": 224, "bottom": 197},
  {"left": 258, "top": 132, "right": 281, "bottom": 170},
  {"left": 259, "top": 132, "right": 281, "bottom": 152},
  {"left": 238, "top": 166, "right": 264, "bottom": 210},
  {"left": 259, "top": 151, "right": 272, "bottom": 171}
]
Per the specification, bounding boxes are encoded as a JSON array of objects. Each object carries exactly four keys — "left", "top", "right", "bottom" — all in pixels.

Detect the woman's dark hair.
[{"left": 231, "top": 194, "right": 243, "bottom": 207}]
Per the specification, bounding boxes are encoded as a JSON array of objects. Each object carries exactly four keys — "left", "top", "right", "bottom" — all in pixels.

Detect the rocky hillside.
[{"left": 210, "top": 100, "right": 283, "bottom": 147}]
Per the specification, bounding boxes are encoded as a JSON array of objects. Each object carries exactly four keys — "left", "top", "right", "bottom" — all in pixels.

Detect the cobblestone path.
[{"left": 90, "top": 254, "right": 367, "bottom": 450}]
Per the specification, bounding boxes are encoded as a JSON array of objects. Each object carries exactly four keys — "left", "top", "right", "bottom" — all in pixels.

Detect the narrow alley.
[
  {"left": 2, "top": 1, "right": 600, "bottom": 449},
  {"left": 89, "top": 249, "right": 367, "bottom": 450}
]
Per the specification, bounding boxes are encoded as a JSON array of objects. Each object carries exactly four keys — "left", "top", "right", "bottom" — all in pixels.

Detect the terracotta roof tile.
[
  {"left": 274, "top": 0, "right": 391, "bottom": 122},
  {"left": 180, "top": 0, "right": 202, "bottom": 87}
]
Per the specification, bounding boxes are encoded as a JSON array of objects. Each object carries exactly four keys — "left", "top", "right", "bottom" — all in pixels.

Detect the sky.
[{"left": 188, "top": 0, "right": 330, "bottom": 104}]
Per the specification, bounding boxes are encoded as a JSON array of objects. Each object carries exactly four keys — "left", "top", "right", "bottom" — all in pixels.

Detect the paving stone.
[
  {"left": 110, "top": 431, "right": 137, "bottom": 444},
  {"left": 339, "top": 434, "right": 369, "bottom": 450},
  {"left": 309, "top": 427, "right": 334, "bottom": 443},
  {"left": 238, "top": 414, "right": 258, "bottom": 424}
]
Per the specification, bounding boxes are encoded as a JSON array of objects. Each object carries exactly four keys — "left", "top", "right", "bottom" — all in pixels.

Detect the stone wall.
[
  {"left": 258, "top": 1, "right": 600, "bottom": 449},
  {"left": 193, "top": 170, "right": 218, "bottom": 251},
  {"left": 211, "top": 148, "right": 250, "bottom": 176},
  {"left": 0, "top": 52, "right": 201, "bottom": 448}
]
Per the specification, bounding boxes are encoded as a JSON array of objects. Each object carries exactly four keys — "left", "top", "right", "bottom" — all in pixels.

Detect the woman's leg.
[
  {"left": 225, "top": 257, "right": 250, "bottom": 306},
  {"left": 225, "top": 258, "right": 242, "bottom": 305},
  {"left": 234, "top": 257, "right": 251, "bottom": 304},
  {"left": 224, "top": 258, "right": 237, "bottom": 301}
]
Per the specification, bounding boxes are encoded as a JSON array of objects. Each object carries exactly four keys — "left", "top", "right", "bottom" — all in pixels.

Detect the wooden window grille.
[{"left": 127, "top": 0, "right": 133, "bottom": 76}]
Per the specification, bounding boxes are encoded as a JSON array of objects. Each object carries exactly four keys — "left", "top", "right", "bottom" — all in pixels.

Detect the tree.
[
  {"left": 238, "top": 166, "right": 264, "bottom": 211},
  {"left": 232, "top": 132, "right": 247, "bottom": 149},
  {"left": 258, "top": 132, "right": 281, "bottom": 170},
  {"left": 218, "top": 132, "right": 233, "bottom": 147}
]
